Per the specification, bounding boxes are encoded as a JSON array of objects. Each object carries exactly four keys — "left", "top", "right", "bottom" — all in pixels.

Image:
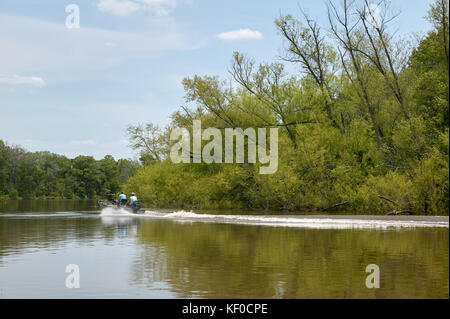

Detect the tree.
[
  {"left": 355, "top": 0, "right": 411, "bottom": 120},
  {"left": 327, "top": 0, "right": 384, "bottom": 150},
  {"left": 275, "top": 12, "right": 338, "bottom": 127},
  {"left": 127, "top": 123, "right": 167, "bottom": 162},
  {"left": 229, "top": 54, "right": 305, "bottom": 148},
  {"left": 0, "top": 141, "right": 140, "bottom": 199},
  {"left": 0, "top": 140, "right": 9, "bottom": 194},
  {"left": 99, "top": 155, "right": 120, "bottom": 196},
  {"left": 427, "top": 0, "right": 449, "bottom": 71},
  {"left": 410, "top": 0, "right": 449, "bottom": 131}
]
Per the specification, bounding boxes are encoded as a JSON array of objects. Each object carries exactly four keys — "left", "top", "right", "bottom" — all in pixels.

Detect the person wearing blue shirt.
[{"left": 118, "top": 192, "right": 127, "bottom": 206}]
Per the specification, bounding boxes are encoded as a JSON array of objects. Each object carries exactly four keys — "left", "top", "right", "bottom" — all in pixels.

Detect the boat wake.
[
  {"left": 140, "top": 210, "right": 449, "bottom": 230},
  {"left": 100, "top": 207, "right": 136, "bottom": 216}
]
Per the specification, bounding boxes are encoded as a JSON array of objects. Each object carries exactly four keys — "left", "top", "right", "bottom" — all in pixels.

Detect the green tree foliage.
[
  {"left": 0, "top": 141, "right": 139, "bottom": 199},
  {"left": 126, "top": 123, "right": 168, "bottom": 162},
  {"left": 124, "top": 0, "right": 449, "bottom": 215}
]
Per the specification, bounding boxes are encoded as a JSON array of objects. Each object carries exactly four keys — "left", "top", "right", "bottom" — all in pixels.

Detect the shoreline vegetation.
[
  {"left": 0, "top": 198, "right": 449, "bottom": 219},
  {"left": 0, "top": 141, "right": 139, "bottom": 201},
  {"left": 123, "top": 0, "right": 449, "bottom": 216},
  {"left": 1, "top": 0, "right": 449, "bottom": 216}
]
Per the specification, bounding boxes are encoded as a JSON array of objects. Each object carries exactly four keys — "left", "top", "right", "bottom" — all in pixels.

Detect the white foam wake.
[
  {"left": 142, "top": 210, "right": 449, "bottom": 230},
  {"left": 100, "top": 207, "right": 136, "bottom": 216}
]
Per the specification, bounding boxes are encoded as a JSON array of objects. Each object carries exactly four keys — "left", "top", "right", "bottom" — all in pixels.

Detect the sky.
[{"left": 0, "top": 0, "right": 435, "bottom": 160}]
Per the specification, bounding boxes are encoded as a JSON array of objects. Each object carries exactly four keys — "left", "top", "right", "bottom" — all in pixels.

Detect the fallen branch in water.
[
  {"left": 386, "top": 210, "right": 415, "bottom": 216},
  {"left": 378, "top": 195, "right": 399, "bottom": 206},
  {"left": 377, "top": 195, "right": 415, "bottom": 215},
  {"left": 322, "top": 201, "right": 352, "bottom": 211}
]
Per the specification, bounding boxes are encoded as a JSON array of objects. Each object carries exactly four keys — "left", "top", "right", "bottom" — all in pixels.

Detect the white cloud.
[
  {"left": 0, "top": 14, "right": 199, "bottom": 76},
  {"left": 0, "top": 74, "right": 45, "bottom": 86},
  {"left": 97, "top": 0, "right": 179, "bottom": 17},
  {"left": 217, "top": 28, "right": 263, "bottom": 41},
  {"left": 97, "top": 0, "right": 142, "bottom": 16}
]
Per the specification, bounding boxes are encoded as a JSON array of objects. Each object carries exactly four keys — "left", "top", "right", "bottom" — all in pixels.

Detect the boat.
[{"left": 98, "top": 200, "right": 144, "bottom": 214}]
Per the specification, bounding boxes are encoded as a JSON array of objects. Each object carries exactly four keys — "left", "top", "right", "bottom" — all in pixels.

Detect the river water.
[{"left": 0, "top": 200, "right": 448, "bottom": 298}]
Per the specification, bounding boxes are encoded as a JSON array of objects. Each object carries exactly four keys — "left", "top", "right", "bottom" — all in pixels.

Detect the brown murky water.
[{"left": 0, "top": 200, "right": 448, "bottom": 298}]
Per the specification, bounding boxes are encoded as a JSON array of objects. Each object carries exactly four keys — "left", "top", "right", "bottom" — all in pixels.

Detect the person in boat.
[
  {"left": 118, "top": 192, "right": 127, "bottom": 207},
  {"left": 127, "top": 192, "right": 138, "bottom": 206},
  {"left": 127, "top": 192, "right": 141, "bottom": 212}
]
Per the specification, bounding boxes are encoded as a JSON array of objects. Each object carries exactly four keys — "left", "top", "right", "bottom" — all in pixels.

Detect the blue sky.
[{"left": 0, "top": 0, "right": 434, "bottom": 160}]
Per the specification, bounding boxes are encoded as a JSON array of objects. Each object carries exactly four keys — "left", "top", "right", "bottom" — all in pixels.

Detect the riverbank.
[
  {"left": 1, "top": 198, "right": 448, "bottom": 216},
  {"left": 135, "top": 210, "right": 449, "bottom": 229},
  {"left": 134, "top": 202, "right": 450, "bottom": 216}
]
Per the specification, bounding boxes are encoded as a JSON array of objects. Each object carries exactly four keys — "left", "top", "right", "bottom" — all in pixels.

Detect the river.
[{"left": 0, "top": 200, "right": 448, "bottom": 298}]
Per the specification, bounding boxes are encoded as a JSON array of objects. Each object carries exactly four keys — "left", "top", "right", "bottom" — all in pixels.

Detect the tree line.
[
  {"left": 0, "top": 140, "right": 139, "bottom": 200},
  {"left": 124, "top": 0, "right": 449, "bottom": 215}
]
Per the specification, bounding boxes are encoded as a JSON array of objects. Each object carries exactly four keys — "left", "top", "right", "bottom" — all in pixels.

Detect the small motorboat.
[{"left": 98, "top": 200, "right": 144, "bottom": 214}]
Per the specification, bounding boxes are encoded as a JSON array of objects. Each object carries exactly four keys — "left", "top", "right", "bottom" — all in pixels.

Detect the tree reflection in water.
[
  {"left": 0, "top": 209, "right": 448, "bottom": 298},
  {"left": 129, "top": 219, "right": 449, "bottom": 298}
]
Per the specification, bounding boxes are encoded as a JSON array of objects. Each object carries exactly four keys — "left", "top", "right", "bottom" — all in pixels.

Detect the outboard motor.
[{"left": 131, "top": 201, "right": 141, "bottom": 213}]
